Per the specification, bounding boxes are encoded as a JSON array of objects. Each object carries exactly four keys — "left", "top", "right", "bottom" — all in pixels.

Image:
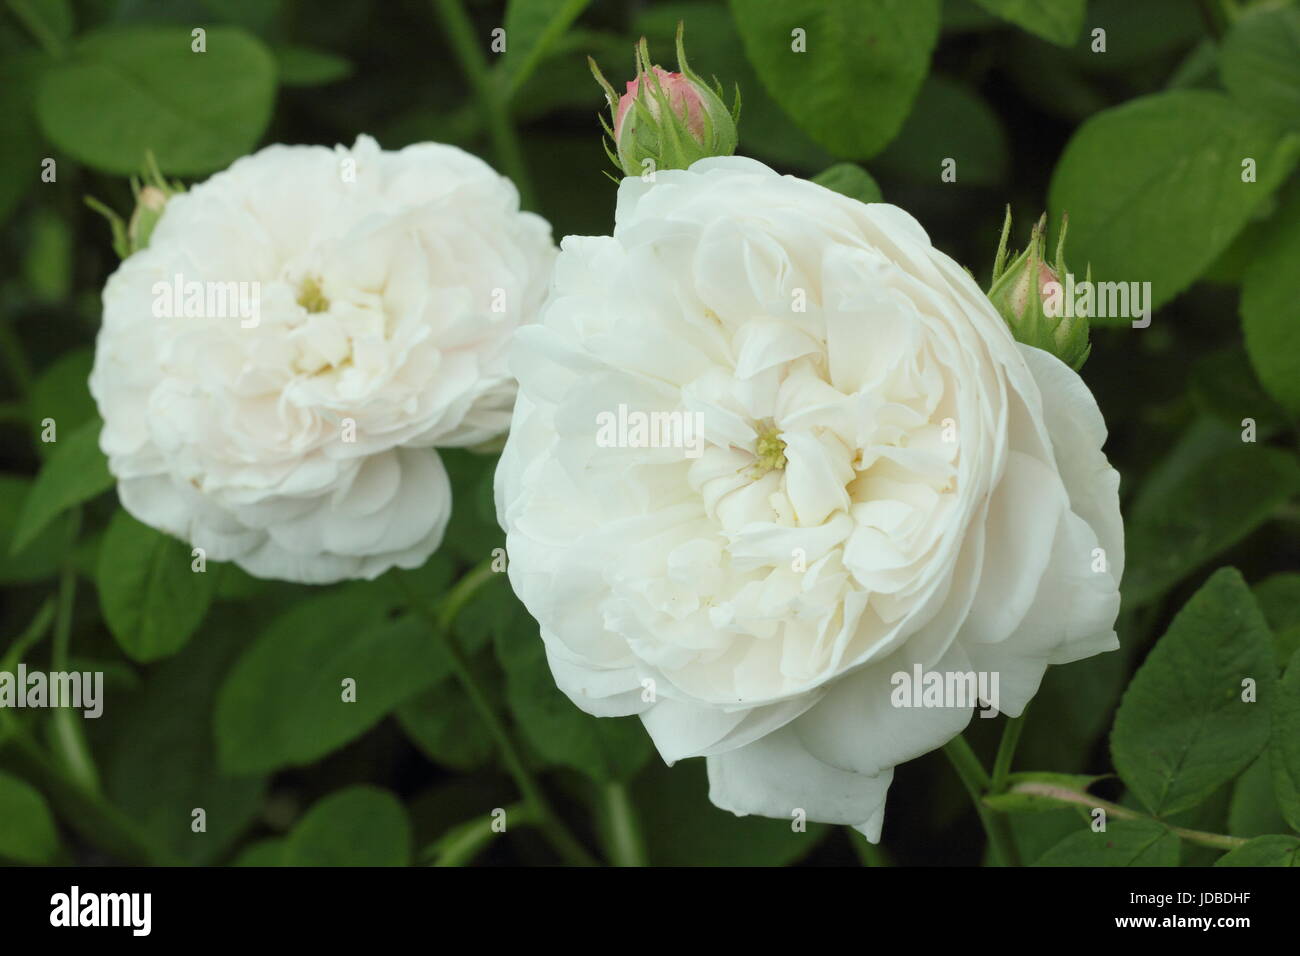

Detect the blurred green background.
[{"left": 1, "top": 0, "right": 1298, "bottom": 867}]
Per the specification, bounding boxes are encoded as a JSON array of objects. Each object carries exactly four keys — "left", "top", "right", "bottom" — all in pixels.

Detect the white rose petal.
[
  {"left": 496, "top": 156, "right": 1123, "bottom": 838},
  {"left": 92, "top": 135, "right": 556, "bottom": 583}
]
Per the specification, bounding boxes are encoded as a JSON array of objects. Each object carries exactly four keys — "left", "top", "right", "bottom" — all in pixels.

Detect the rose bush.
[
  {"left": 90, "top": 135, "right": 556, "bottom": 583},
  {"left": 8, "top": 0, "right": 1293, "bottom": 872},
  {"left": 496, "top": 156, "right": 1123, "bottom": 839}
]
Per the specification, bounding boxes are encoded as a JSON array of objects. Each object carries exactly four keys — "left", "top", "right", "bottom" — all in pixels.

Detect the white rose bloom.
[
  {"left": 92, "top": 135, "right": 555, "bottom": 584},
  {"left": 495, "top": 157, "right": 1123, "bottom": 840}
]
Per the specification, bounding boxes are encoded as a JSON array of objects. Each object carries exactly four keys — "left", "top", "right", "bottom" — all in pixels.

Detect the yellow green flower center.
[
  {"left": 751, "top": 424, "right": 787, "bottom": 478},
  {"left": 297, "top": 276, "right": 330, "bottom": 314}
]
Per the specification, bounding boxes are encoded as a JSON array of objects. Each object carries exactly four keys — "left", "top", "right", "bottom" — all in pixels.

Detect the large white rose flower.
[
  {"left": 92, "top": 135, "right": 555, "bottom": 584},
  {"left": 495, "top": 157, "right": 1123, "bottom": 840}
]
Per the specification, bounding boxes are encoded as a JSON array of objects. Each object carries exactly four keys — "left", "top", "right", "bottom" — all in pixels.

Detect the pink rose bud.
[
  {"left": 987, "top": 209, "right": 1092, "bottom": 370},
  {"left": 590, "top": 23, "right": 739, "bottom": 179},
  {"left": 615, "top": 66, "right": 708, "bottom": 143}
]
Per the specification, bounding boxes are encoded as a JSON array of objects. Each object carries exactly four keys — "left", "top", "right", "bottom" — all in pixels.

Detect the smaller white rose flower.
[{"left": 91, "top": 135, "right": 556, "bottom": 584}]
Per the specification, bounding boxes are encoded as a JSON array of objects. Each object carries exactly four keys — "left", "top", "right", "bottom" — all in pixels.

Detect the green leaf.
[
  {"left": 29, "top": 347, "right": 95, "bottom": 460},
  {"left": 1048, "top": 90, "right": 1299, "bottom": 312},
  {"left": 729, "top": 0, "right": 940, "bottom": 159},
  {"left": 1111, "top": 568, "right": 1275, "bottom": 817},
  {"left": 1228, "top": 754, "right": 1290, "bottom": 838},
  {"left": 397, "top": 676, "right": 497, "bottom": 771},
  {"left": 104, "top": 608, "right": 265, "bottom": 865},
  {"left": 0, "top": 474, "right": 77, "bottom": 584},
  {"left": 1201, "top": 211, "right": 1266, "bottom": 286},
  {"left": 634, "top": 760, "right": 827, "bottom": 866},
  {"left": 1034, "top": 819, "right": 1179, "bottom": 866},
  {"left": 9, "top": 417, "right": 112, "bottom": 554},
  {"left": 812, "top": 163, "right": 882, "bottom": 204},
  {"left": 872, "top": 74, "right": 1008, "bottom": 186},
  {"left": 501, "top": 0, "right": 593, "bottom": 93},
  {"left": 1220, "top": 6, "right": 1300, "bottom": 130},
  {"left": 1122, "top": 442, "right": 1300, "bottom": 607},
  {"left": 1004, "top": 809, "right": 1092, "bottom": 864},
  {"left": 97, "top": 510, "right": 216, "bottom": 663},
  {"left": 1162, "top": 782, "right": 1234, "bottom": 868},
  {"left": 214, "top": 591, "right": 448, "bottom": 774},
  {"left": 282, "top": 786, "right": 411, "bottom": 866},
  {"left": 274, "top": 45, "right": 352, "bottom": 86},
  {"left": 1271, "top": 647, "right": 1300, "bottom": 832},
  {"left": 1216, "top": 834, "right": 1300, "bottom": 866},
  {"left": 35, "top": 26, "right": 276, "bottom": 175},
  {"left": 0, "top": 770, "right": 59, "bottom": 864},
  {"left": 1254, "top": 574, "right": 1300, "bottom": 668},
  {"left": 1241, "top": 184, "right": 1300, "bottom": 416},
  {"left": 229, "top": 838, "right": 285, "bottom": 866},
  {"left": 972, "top": 0, "right": 1083, "bottom": 46},
  {"left": 494, "top": 603, "right": 652, "bottom": 783}
]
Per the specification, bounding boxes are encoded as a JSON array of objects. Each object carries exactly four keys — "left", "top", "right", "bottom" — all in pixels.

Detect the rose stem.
[
  {"left": 988, "top": 783, "right": 1249, "bottom": 853},
  {"left": 431, "top": 0, "right": 538, "bottom": 210},
  {"left": 990, "top": 707, "right": 1028, "bottom": 795},
  {"left": 600, "top": 780, "right": 648, "bottom": 867},
  {"left": 397, "top": 562, "right": 601, "bottom": 866},
  {"left": 49, "top": 551, "right": 103, "bottom": 795},
  {"left": 942, "top": 735, "right": 1023, "bottom": 866}
]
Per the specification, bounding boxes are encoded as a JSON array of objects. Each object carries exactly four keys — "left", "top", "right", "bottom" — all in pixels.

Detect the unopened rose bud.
[
  {"left": 590, "top": 22, "right": 739, "bottom": 179},
  {"left": 127, "top": 185, "right": 171, "bottom": 253},
  {"left": 87, "top": 152, "right": 185, "bottom": 259},
  {"left": 987, "top": 208, "right": 1091, "bottom": 370},
  {"left": 616, "top": 65, "right": 706, "bottom": 141}
]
